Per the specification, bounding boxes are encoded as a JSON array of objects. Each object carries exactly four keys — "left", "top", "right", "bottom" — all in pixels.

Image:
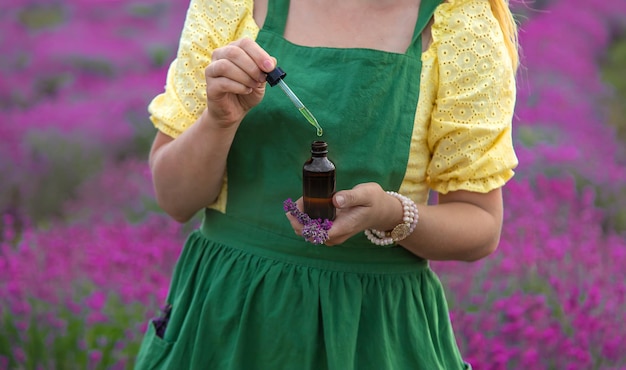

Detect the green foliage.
[
  {"left": 128, "top": 3, "right": 169, "bottom": 18},
  {"left": 22, "top": 130, "right": 104, "bottom": 223},
  {"left": 118, "top": 111, "right": 157, "bottom": 161},
  {"left": 149, "top": 47, "right": 172, "bottom": 68},
  {"left": 516, "top": 125, "right": 561, "bottom": 148},
  {"left": 18, "top": 5, "right": 65, "bottom": 30},
  {"left": 601, "top": 35, "right": 626, "bottom": 145},
  {"left": 600, "top": 35, "right": 626, "bottom": 233},
  {"left": 0, "top": 295, "right": 147, "bottom": 369}
]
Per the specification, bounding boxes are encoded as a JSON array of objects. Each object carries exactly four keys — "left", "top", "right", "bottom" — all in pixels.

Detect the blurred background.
[{"left": 1, "top": 0, "right": 625, "bottom": 369}]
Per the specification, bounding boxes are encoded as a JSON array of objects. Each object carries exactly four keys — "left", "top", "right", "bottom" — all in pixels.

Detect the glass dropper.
[{"left": 266, "top": 67, "right": 323, "bottom": 136}]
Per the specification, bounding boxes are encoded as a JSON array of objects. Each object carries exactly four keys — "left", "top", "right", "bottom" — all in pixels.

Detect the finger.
[
  {"left": 333, "top": 186, "right": 376, "bottom": 209},
  {"left": 212, "top": 39, "right": 274, "bottom": 83},
  {"left": 206, "top": 58, "right": 262, "bottom": 95},
  {"left": 294, "top": 197, "right": 304, "bottom": 210},
  {"left": 234, "top": 37, "right": 276, "bottom": 73},
  {"left": 324, "top": 231, "right": 350, "bottom": 247},
  {"left": 325, "top": 229, "right": 354, "bottom": 246},
  {"left": 322, "top": 210, "right": 359, "bottom": 246}
]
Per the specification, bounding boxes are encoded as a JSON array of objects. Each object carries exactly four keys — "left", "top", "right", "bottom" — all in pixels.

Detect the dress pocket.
[{"left": 134, "top": 320, "right": 175, "bottom": 370}]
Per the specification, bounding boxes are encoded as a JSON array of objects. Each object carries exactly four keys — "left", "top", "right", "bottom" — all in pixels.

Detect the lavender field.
[{"left": 1, "top": 0, "right": 626, "bottom": 369}]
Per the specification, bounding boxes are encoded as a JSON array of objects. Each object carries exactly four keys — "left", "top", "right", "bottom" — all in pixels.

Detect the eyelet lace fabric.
[
  {"left": 418, "top": 0, "right": 518, "bottom": 196},
  {"left": 148, "top": 0, "right": 518, "bottom": 211},
  {"left": 148, "top": 0, "right": 257, "bottom": 139}
]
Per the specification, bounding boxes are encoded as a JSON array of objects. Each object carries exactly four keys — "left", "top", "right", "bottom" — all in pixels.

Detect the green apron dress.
[{"left": 135, "top": 0, "right": 470, "bottom": 368}]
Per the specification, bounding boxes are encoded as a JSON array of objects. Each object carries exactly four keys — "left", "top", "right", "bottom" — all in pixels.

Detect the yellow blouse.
[{"left": 148, "top": 0, "right": 518, "bottom": 211}]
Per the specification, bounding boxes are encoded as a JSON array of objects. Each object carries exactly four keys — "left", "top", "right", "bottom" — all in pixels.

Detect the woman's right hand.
[{"left": 204, "top": 37, "right": 276, "bottom": 129}]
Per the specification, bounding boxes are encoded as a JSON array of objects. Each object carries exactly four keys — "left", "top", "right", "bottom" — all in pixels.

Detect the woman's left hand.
[{"left": 285, "top": 183, "right": 403, "bottom": 246}]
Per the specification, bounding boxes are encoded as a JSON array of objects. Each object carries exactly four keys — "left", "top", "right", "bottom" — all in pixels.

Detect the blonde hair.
[{"left": 488, "top": 0, "right": 520, "bottom": 70}]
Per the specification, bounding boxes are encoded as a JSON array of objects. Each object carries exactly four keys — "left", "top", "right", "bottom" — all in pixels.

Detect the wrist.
[
  {"left": 200, "top": 108, "right": 242, "bottom": 131},
  {"left": 375, "top": 192, "right": 406, "bottom": 231},
  {"left": 365, "top": 191, "right": 419, "bottom": 247}
]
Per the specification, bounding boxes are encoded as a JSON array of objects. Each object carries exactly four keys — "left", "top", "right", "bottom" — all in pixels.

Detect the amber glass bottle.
[{"left": 303, "top": 141, "right": 336, "bottom": 221}]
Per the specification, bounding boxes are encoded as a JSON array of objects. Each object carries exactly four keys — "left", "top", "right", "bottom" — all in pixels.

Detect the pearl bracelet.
[{"left": 364, "top": 191, "right": 419, "bottom": 247}]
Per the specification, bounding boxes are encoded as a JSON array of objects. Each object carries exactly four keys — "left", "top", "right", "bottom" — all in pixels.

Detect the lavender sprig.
[{"left": 283, "top": 198, "right": 332, "bottom": 245}]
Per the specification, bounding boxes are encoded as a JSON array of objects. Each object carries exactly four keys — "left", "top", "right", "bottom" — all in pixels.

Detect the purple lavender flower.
[{"left": 283, "top": 199, "right": 332, "bottom": 245}]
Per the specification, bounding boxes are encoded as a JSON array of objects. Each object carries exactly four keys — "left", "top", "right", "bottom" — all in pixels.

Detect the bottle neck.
[{"left": 310, "top": 141, "right": 328, "bottom": 157}]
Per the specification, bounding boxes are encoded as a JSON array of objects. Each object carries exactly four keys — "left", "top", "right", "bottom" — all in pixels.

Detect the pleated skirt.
[{"left": 134, "top": 212, "right": 470, "bottom": 370}]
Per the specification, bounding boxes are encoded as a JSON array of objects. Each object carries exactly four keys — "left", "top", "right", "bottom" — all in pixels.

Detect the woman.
[{"left": 135, "top": 0, "right": 519, "bottom": 368}]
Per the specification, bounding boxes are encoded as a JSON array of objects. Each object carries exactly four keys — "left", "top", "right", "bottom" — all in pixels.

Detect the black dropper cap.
[{"left": 266, "top": 67, "right": 286, "bottom": 87}]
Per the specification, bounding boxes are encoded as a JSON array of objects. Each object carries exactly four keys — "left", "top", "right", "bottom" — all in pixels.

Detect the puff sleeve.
[
  {"left": 426, "top": 0, "right": 518, "bottom": 194},
  {"left": 147, "top": 0, "right": 259, "bottom": 138}
]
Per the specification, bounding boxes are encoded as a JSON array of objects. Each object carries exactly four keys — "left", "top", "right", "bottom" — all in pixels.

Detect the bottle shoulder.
[{"left": 304, "top": 156, "right": 335, "bottom": 172}]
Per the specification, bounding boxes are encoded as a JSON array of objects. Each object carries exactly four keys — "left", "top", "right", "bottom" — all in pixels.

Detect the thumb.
[
  {"left": 333, "top": 189, "right": 368, "bottom": 209},
  {"left": 333, "top": 183, "right": 381, "bottom": 209}
]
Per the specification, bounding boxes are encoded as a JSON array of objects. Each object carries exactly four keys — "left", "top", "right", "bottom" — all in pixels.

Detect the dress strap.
[
  {"left": 406, "top": 0, "right": 444, "bottom": 56},
  {"left": 262, "top": 0, "right": 290, "bottom": 35}
]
